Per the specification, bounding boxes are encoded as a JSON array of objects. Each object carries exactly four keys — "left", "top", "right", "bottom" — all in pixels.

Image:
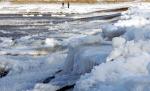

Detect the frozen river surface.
[
  {"left": 0, "top": 2, "right": 150, "bottom": 91},
  {"left": 0, "top": 10, "right": 122, "bottom": 91}
]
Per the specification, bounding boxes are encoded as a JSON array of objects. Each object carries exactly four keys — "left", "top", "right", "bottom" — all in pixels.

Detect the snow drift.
[{"left": 74, "top": 4, "right": 150, "bottom": 91}]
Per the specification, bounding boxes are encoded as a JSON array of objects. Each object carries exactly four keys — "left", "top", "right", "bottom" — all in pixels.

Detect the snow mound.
[
  {"left": 0, "top": 37, "right": 14, "bottom": 48},
  {"left": 63, "top": 45, "right": 112, "bottom": 75},
  {"left": 115, "top": 16, "right": 150, "bottom": 27},
  {"left": 32, "top": 84, "right": 59, "bottom": 91},
  {"left": 45, "top": 34, "right": 112, "bottom": 88},
  {"left": 45, "top": 38, "right": 60, "bottom": 47},
  {"left": 0, "top": 51, "right": 67, "bottom": 91},
  {"left": 68, "top": 34, "right": 103, "bottom": 48},
  {"left": 101, "top": 5, "right": 150, "bottom": 41},
  {"left": 101, "top": 24, "right": 125, "bottom": 40},
  {"left": 62, "top": 34, "right": 112, "bottom": 75},
  {"left": 74, "top": 38, "right": 150, "bottom": 91},
  {"left": 74, "top": 5, "right": 150, "bottom": 91}
]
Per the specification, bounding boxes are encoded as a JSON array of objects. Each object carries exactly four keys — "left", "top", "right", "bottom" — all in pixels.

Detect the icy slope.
[
  {"left": 0, "top": 51, "right": 67, "bottom": 91},
  {"left": 74, "top": 4, "right": 150, "bottom": 91}
]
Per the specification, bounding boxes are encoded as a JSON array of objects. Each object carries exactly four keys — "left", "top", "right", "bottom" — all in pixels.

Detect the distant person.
[
  {"left": 67, "top": 2, "right": 70, "bottom": 8},
  {"left": 62, "top": 2, "right": 64, "bottom": 8}
]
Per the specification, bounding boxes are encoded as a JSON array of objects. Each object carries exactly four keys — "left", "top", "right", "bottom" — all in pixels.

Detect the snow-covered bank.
[{"left": 74, "top": 4, "right": 150, "bottom": 91}]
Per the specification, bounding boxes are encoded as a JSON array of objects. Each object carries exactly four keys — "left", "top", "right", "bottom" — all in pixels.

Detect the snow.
[
  {"left": 35, "top": 34, "right": 112, "bottom": 90},
  {"left": 0, "top": 1, "right": 150, "bottom": 91},
  {"left": 74, "top": 3, "right": 150, "bottom": 91},
  {"left": 112, "top": 37, "right": 126, "bottom": 48},
  {"left": 67, "top": 34, "right": 103, "bottom": 47},
  {"left": 63, "top": 43, "right": 112, "bottom": 75},
  {"left": 115, "top": 16, "right": 150, "bottom": 27},
  {"left": 45, "top": 38, "right": 59, "bottom": 47},
  {"left": 74, "top": 38, "right": 150, "bottom": 91},
  {"left": 32, "top": 84, "right": 59, "bottom": 91},
  {"left": 0, "top": 2, "right": 131, "bottom": 14},
  {"left": 0, "top": 51, "right": 67, "bottom": 91},
  {"left": 0, "top": 37, "right": 14, "bottom": 48},
  {"left": 101, "top": 24, "right": 125, "bottom": 40}
]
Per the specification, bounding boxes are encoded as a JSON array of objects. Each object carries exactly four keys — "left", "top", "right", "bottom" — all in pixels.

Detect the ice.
[
  {"left": 68, "top": 34, "right": 103, "bottom": 48},
  {"left": 32, "top": 84, "right": 59, "bottom": 91},
  {"left": 106, "top": 37, "right": 126, "bottom": 62},
  {"left": 43, "top": 34, "right": 112, "bottom": 89},
  {"left": 112, "top": 37, "right": 126, "bottom": 48},
  {"left": 101, "top": 24, "right": 125, "bottom": 40},
  {"left": 101, "top": 5, "right": 150, "bottom": 41},
  {"left": 0, "top": 51, "right": 67, "bottom": 91},
  {"left": 115, "top": 16, "right": 150, "bottom": 27},
  {"left": 63, "top": 45, "right": 112, "bottom": 75},
  {"left": 74, "top": 40, "right": 150, "bottom": 91},
  {"left": 74, "top": 4, "right": 150, "bottom": 91},
  {"left": 45, "top": 38, "right": 60, "bottom": 47},
  {"left": 62, "top": 34, "right": 112, "bottom": 74},
  {"left": 0, "top": 2, "right": 150, "bottom": 91},
  {"left": 0, "top": 37, "right": 14, "bottom": 48}
]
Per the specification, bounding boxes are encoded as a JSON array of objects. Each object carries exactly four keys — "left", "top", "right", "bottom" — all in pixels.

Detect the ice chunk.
[
  {"left": 115, "top": 16, "right": 150, "bottom": 27},
  {"left": 68, "top": 34, "right": 103, "bottom": 48},
  {"left": 101, "top": 24, "right": 125, "bottom": 40},
  {"left": 32, "top": 84, "right": 59, "bottom": 91},
  {"left": 74, "top": 52, "right": 150, "bottom": 91},
  {"left": 112, "top": 37, "right": 126, "bottom": 48},
  {"left": 0, "top": 37, "right": 14, "bottom": 48},
  {"left": 45, "top": 38, "right": 59, "bottom": 47}
]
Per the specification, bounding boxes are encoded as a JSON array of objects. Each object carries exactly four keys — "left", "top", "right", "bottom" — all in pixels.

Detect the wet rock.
[{"left": 0, "top": 67, "right": 9, "bottom": 78}]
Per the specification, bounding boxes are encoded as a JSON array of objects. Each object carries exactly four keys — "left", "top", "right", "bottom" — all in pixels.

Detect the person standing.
[
  {"left": 67, "top": 2, "right": 70, "bottom": 8},
  {"left": 62, "top": 2, "right": 64, "bottom": 8}
]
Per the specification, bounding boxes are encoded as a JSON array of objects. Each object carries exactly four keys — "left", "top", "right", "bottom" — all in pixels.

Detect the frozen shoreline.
[{"left": 0, "top": 2, "right": 150, "bottom": 91}]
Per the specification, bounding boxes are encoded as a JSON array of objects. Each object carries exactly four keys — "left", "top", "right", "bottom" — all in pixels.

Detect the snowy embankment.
[
  {"left": 36, "top": 4, "right": 150, "bottom": 91},
  {"left": 31, "top": 3, "right": 150, "bottom": 91},
  {"left": 74, "top": 4, "right": 150, "bottom": 91}
]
